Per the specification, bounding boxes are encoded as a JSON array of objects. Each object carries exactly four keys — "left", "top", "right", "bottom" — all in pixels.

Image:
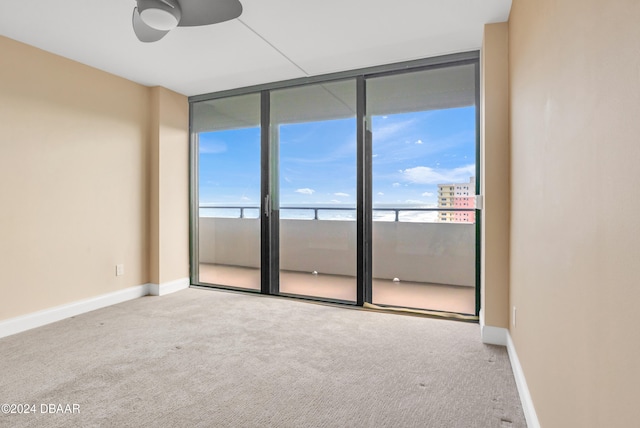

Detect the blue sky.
[{"left": 199, "top": 106, "right": 475, "bottom": 207}]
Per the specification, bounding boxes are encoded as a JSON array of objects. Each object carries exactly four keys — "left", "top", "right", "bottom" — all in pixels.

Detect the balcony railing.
[
  {"left": 199, "top": 205, "right": 475, "bottom": 222},
  {"left": 198, "top": 205, "right": 476, "bottom": 287}
]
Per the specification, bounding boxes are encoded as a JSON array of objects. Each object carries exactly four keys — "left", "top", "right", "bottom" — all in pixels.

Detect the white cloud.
[
  {"left": 415, "top": 139, "right": 424, "bottom": 145},
  {"left": 334, "top": 192, "right": 349, "bottom": 197},
  {"left": 405, "top": 199, "right": 423, "bottom": 204},
  {"left": 295, "top": 188, "right": 315, "bottom": 195},
  {"left": 372, "top": 119, "right": 415, "bottom": 143},
  {"left": 330, "top": 199, "right": 341, "bottom": 203},
  {"left": 392, "top": 182, "right": 401, "bottom": 187},
  {"left": 199, "top": 142, "right": 227, "bottom": 154},
  {"left": 421, "top": 192, "right": 434, "bottom": 197},
  {"left": 241, "top": 196, "right": 250, "bottom": 201},
  {"left": 377, "top": 192, "right": 384, "bottom": 196},
  {"left": 372, "top": 154, "right": 379, "bottom": 158},
  {"left": 402, "top": 164, "right": 475, "bottom": 185}
]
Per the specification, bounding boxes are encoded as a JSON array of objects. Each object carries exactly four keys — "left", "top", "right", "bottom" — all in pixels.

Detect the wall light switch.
[{"left": 116, "top": 264, "right": 125, "bottom": 276}]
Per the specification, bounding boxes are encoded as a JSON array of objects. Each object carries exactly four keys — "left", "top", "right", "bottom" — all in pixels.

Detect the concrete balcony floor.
[{"left": 199, "top": 263, "right": 475, "bottom": 315}]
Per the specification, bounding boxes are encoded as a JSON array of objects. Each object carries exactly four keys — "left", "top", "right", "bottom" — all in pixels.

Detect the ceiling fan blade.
[
  {"left": 132, "top": 7, "right": 170, "bottom": 42},
  {"left": 178, "top": 0, "right": 243, "bottom": 27}
]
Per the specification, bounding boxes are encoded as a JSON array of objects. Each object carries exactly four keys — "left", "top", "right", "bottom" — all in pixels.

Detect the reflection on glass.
[
  {"left": 271, "top": 80, "right": 357, "bottom": 302},
  {"left": 367, "top": 64, "right": 477, "bottom": 314},
  {"left": 193, "top": 93, "right": 261, "bottom": 290}
]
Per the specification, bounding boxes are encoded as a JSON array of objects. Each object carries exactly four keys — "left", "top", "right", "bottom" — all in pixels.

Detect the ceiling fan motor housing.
[{"left": 137, "top": 0, "right": 182, "bottom": 31}]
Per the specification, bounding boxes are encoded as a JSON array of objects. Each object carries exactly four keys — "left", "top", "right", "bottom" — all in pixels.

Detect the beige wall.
[
  {"left": 508, "top": 0, "right": 640, "bottom": 426},
  {"left": 0, "top": 36, "right": 150, "bottom": 320},
  {"left": 0, "top": 36, "right": 189, "bottom": 321},
  {"left": 481, "top": 22, "right": 510, "bottom": 328},
  {"left": 149, "top": 87, "right": 190, "bottom": 285}
]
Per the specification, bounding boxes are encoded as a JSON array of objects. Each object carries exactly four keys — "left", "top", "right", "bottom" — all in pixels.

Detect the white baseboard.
[
  {"left": 0, "top": 277, "right": 192, "bottom": 339},
  {"left": 480, "top": 310, "right": 540, "bottom": 428},
  {"left": 506, "top": 333, "right": 541, "bottom": 428},
  {"left": 148, "top": 277, "right": 190, "bottom": 296},
  {"left": 479, "top": 308, "right": 508, "bottom": 346},
  {"left": 0, "top": 284, "right": 151, "bottom": 339},
  {"left": 481, "top": 323, "right": 508, "bottom": 346}
]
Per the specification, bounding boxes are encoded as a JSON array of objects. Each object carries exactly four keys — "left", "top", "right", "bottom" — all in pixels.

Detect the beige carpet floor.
[{"left": 0, "top": 288, "right": 525, "bottom": 427}]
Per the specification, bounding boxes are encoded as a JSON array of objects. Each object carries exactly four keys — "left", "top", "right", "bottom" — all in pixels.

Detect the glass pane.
[
  {"left": 367, "top": 64, "right": 477, "bottom": 314},
  {"left": 193, "top": 93, "right": 261, "bottom": 290},
  {"left": 271, "top": 80, "right": 357, "bottom": 302}
]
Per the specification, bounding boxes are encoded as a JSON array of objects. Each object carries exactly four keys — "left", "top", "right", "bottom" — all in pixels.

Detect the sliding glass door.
[
  {"left": 366, "top": 64, "right": 477, "bottom": 313},
  {"left": 190, "top": 53, "right": 479, "bottom": 316},
  {"left": 271, "top": 80, "right": 358, "bottom": 302},
  {"left": 192, "top": 93, "right": 262, "bottom": 290}
]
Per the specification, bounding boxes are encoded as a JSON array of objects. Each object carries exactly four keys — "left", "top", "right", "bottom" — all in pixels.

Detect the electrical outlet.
[
  {"left": 116, "top": 264, "right": 125, "bottom": 277},
  {"left": 512, "top": 306, "right": 517, "bottom": 327}
]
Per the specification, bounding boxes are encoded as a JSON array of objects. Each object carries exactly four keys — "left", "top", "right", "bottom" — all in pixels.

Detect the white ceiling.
[{"left": 0, "top": 0, "right": 511, "bottom": 97}]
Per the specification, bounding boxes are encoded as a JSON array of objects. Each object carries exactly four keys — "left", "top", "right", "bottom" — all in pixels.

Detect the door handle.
[{"left": 264, "top": 194, "right": 270, "bottom": 217}]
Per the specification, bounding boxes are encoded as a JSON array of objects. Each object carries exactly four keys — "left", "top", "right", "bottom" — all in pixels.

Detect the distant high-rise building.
[{"left": 438, "top": 177, "right": 475, "bottom": 223}]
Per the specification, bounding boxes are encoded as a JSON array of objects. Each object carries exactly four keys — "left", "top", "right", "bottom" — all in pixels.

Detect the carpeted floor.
[{"left": 0, "top": 288, "right": 526, "bottom": 427}]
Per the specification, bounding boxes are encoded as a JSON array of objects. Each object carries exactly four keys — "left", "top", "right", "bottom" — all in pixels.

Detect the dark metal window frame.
[{"left": 189, "top": 51, "right": 481, "bottom": 316}]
